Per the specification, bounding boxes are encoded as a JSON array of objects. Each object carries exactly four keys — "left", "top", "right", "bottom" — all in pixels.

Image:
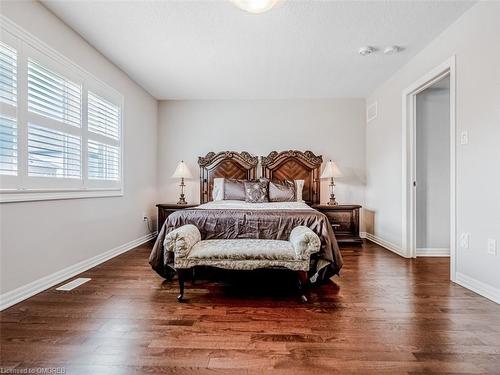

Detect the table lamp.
[
  {"left": 172, "top": 160, "right": 193, "bottom": 204},
  {"left": 320, "top": 160, "right": 342, "bottom": 205}
]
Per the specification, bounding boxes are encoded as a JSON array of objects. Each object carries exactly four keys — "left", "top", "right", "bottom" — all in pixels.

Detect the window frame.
[{"left": 0, "top": 18, "right": 124, "bottom": 203}]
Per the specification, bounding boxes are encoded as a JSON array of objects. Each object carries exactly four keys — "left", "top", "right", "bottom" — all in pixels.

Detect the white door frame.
[{"left": 401, "top": 56, "right": 456, "bottom": 281}]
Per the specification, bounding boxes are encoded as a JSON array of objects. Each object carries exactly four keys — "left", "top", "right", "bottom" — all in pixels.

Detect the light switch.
[
  {"left": 487, "top": 239, "right": 497, "bottom": 256},
  {"left": 460, "top": 130, "right": 468, "bottom": 145}
]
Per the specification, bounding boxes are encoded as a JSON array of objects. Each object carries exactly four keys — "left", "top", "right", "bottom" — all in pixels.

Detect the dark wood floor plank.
[{"left": 1, "top": 239, "right": 499, "bottom": 374}]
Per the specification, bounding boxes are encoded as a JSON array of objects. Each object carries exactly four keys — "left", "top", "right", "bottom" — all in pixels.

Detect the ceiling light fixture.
[
  {"left": 231, "top": 0, "right": 281, "bottom": 14},
  {"left": 358, "top": 46, "right": 375, "bottom": 56},
  {"left": 383, "top": 46, "right": 402, "bottom": 55}
]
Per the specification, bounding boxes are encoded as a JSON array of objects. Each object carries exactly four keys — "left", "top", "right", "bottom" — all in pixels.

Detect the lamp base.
[
  {"left": 177, "top": 195, "right": 187, "bottom": 205},
  {"left": 177, "top": 178, "right": 187, "bottom": 204},
  {"left": 326, "top": 179, "right": 338, "bottom": 205},
  {"left": 327, "top": 194, "right": 338, "bottom": 206}
]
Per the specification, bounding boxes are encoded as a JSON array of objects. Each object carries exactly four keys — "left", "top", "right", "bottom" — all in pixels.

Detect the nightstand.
[
  {"left": 157, "top": 203, "right": 198, "bottom": 231},
  {"left": 311, "top": 204, "right": 362, "bottom": 246}
]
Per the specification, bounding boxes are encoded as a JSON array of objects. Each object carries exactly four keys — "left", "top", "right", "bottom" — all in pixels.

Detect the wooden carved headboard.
[
  {"left": 198, "top": 151, "right": 258, "bottom": 204},
  {"left": 261, "top": 150, "right": 323, "bottom": 205}
]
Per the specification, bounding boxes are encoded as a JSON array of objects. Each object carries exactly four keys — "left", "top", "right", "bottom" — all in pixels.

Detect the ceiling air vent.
[{"left": 367, "top": 102, "right": 377, "bottom": 123}]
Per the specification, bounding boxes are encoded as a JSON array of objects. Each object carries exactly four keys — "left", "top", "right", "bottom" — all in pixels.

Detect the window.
[
  {"left": 27, "top": 59, "right": 81, "bottom": 128},
  {"left": 27, "top": 124, "right": 81, "bottom": 179},
  {"left": 0, "top": 41, "right": 18, "bottom": 177},
  {"left": 87, "top": 91, "right": 121, "bottom": 182},
  {"left": 0, "top": 115, "right": 17, "bottom": 176},
  {"left": 88, "top": 92, "right": 120, "bottom": 139},
  {"left": 0, "top": 41, "right": 17, "bottom": 107},
  {"left": 27, "top": 59, "right": 82, "bottom": 182},
  {"left": 0, "top": 25, "right": 123, "bottom": 202},
  {"left": 88, "top": 140, "right": 120, "bottom": 180}
]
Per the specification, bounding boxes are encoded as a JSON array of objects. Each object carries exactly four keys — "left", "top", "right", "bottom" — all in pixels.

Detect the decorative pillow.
[
  {"left": 212, "top": 178, "right": 225, "bottom": 201},
  {"left": 244, "top": 181, "right": 269, "bottom": 203},
  {"left": 223, "top": 179, "right": 246, "bottom": 201},
  {"left": 295, "top": 180, "right": 305, "bottom": 202},
  {"left": 268, "top": 180, "right": 296, "bottom": 202}
]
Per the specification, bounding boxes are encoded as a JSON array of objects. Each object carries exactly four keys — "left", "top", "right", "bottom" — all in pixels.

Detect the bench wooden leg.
[
  {"left": 177, "top": 269, "right": 188, "bottom": 302},
  {"left": 297, "top": 271, "right": 309, "bottom": 303}
]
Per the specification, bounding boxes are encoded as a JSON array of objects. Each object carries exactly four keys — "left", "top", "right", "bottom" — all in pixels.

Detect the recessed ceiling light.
[
  {"left": 358, "top": 46, "right": 375, "bottom": 56},
  {"left": 231, "top": 0, "right": 281, "bottom": 14},
  {"left": 383, "top": 46, "right": 402, "bottom": 55}
]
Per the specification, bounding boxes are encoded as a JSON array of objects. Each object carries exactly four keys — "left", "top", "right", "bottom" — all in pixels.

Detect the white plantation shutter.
[
  {"left": 28, "top": 124, "right": 81, "bottom": 178},
  {"left": 0, "top": 41, "right": 17, "bottom": 107},
  {"left": 27, "top": 59, "right": 81, "bottom": 127},
  {"left": 88, "top": 92, "right": 120, "bottom": 139},
  {"left": 0, "top": 24, "right": 123, "bottom": 201},
  {"left": 24, "top": 59, "right": 82, "bottom": 185},
  {"left": 88, "top": 140, "right": 120, "bottom": 181},
  {"left": 87, "top": 91, "right": 121, "bottom": 182},
  {"left": 0, "top": 114, "right": 17, "bottom": 175},
  {"left": 0, "top": 39, "right": 18, "bottom": 178}
]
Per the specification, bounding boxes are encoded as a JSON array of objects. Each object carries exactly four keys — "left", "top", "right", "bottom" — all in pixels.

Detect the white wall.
[
  {"left": 365, "top": 2, "right": 500, "bottom": 298},
  {"left": 157, "top": 99, "right": 366, "bottom": 207},
  {"left": 0, "top": 2, "right": 158, "bottom": 297},
  {"left": 416, "top": 78, "right": 450, "bottom": 250}
]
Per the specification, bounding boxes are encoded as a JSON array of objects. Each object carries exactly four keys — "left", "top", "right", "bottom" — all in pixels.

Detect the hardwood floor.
[{"left": 1, "top": 240, "right": 499, "bottom": 374}]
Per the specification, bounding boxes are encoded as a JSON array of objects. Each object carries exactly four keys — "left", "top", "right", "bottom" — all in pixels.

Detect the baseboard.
[
  {"left": 361, "top": 232, "right": 409, "bottom": 258},
  {"left": 0, "top": 232, "right": 157, "bottom": 311},
  {"left": 416, "top": 248, "right": 450, "bottom": 257},
  {"left": 455, "top": 272, "right": 500, "bottom": 305}
]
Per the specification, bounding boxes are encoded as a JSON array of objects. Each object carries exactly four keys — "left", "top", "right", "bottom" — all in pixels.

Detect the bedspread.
[{"left": 149, "top": 203, "right": 343, "bottom": 284}]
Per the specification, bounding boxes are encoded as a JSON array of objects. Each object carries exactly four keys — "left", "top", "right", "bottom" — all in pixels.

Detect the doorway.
[
  {"left": 415, "top": 76, "right": 450, "bottom": 257},
  {"left": 402, "top": 57, "right": 456, "bottom": 281}
]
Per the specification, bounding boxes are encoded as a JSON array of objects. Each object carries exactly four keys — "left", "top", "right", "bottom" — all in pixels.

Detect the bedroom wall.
[
  {"left": 365, "top": 2, "right": 500, "bottom": 300},
  {"left": 0, "top": 2, "right": 158, "bottom": 301},
  {"left": 156, "top": 99, "right": 366, "bottom": 208}
]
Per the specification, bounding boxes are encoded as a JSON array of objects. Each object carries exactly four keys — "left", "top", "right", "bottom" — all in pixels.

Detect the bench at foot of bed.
[{"left": 164, "top": 224, "right": 321, "bottom": 302}]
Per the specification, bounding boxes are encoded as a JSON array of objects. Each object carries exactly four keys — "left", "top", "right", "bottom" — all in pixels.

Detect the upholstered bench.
[{"left": 164, "top": 224, "right": 321, "bottom": 302}]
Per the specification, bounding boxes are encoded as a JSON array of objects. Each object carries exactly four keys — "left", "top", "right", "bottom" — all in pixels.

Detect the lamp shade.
[
  {"left": 172, "top": 161, "right": 193, "bottom": 179},
  {"left": 320, "top": 160, "right": 342, "bottom": 179}
]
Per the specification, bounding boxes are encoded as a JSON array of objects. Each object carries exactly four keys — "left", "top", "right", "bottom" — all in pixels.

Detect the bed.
[{"left": 149, "top": 150, "right": 343, "bottom": 284}]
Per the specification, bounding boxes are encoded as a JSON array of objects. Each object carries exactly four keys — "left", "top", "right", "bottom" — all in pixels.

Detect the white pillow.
[
  {"left": 295, "top": 180, "right": 304, "bottom": 202},
  {"left": 212, "top": 178, "right": 225, "bottom": 201}
]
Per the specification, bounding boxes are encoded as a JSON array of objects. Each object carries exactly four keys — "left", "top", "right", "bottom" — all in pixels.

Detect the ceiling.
[{"left": 42, "top": 0, "right": 473, "bottom": 100}]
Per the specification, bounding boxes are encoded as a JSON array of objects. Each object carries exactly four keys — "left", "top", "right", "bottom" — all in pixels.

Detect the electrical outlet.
[
  {"left": 142, "top": 214, "right": 148, "bottom": 222},
  {"left": 460, "top": 130, "right": 468, "bottom": 145},
  {"left": 487, "top": 239, "right": 497, "bottom": 256},
  {"left": 460, "top": 233, "right": 470, "bottom": 249}
]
